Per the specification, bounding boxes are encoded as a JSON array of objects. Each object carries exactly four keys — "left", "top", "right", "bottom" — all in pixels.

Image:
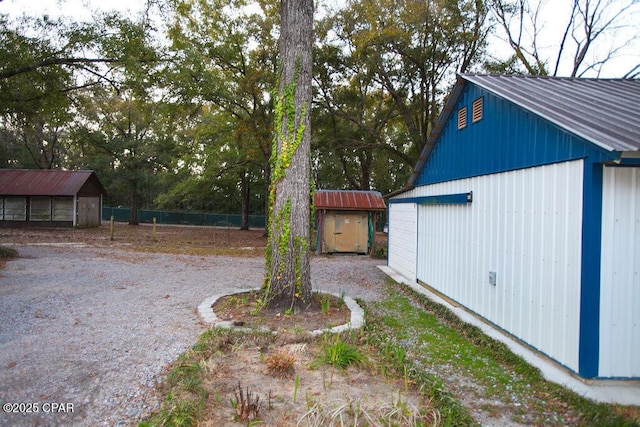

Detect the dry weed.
[{"left": 266, "top": 349, "right": 297, "bottom": 379}]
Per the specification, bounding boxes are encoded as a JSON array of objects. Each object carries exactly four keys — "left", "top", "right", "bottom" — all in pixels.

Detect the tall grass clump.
[
  {"left": 311, "top": 334, "right": 366, "bottom": 370},
  {"left": 0, "top": 246, "right": 17, "bottom": 259}
]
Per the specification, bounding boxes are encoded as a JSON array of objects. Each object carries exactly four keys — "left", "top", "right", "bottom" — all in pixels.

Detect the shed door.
[
  {"left": 77, "top": 196, "right": 101, "bottom": 228},
  {"left": 599, "top": 166, "right": 640, "bottom": 377},
  {"left": 323, "top": 212, "right": 368, "bottom": 253}
]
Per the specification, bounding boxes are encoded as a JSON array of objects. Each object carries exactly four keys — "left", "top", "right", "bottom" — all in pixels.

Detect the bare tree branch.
[
  {"left": 0, "top": 57, "right": 156, "bottom": 81},
  {"left": 489, "top": 0, "right": 640, "bottom": 77},
  {"left": 623, "top": 63, "right": 640, "bottom": 78},
  {"left": 553, "top": 1, "right": 578, "bottom": 75},
  {"left": 490, "top": 0, "right": 543, "bottom": 74}
]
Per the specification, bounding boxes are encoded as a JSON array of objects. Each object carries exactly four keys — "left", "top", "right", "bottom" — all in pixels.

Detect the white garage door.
[{"left": 388, "top": 202, "right": 417, "bottom": 282}]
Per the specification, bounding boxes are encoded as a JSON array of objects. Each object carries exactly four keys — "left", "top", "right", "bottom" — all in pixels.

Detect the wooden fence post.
[{"left": 153, "top": 217, "right": 157, "bottom": 242}]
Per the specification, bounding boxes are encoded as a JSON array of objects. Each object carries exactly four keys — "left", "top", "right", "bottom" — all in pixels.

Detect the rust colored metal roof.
[
  {"left": 314, "top": 190, "right": 386, "bottom": 211},
  {"left": 0, "top": 169, "right": 104, "bottom": 196}
]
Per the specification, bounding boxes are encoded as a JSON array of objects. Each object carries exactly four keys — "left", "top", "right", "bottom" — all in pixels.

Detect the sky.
[
  {"left": 1, "top": 0, "right": 638, "bottom": 78},
  {"left": 0, "top": 0, "right": 144, "bottom": 21}
]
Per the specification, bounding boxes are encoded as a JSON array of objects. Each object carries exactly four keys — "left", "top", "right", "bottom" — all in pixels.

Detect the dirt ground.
[
  {"left": 0, "top": 223, "right": 381, "bottom": 339},
  {"left": 193, "top": 292, "right": 436, "bottom": 426},
  {"left": 1, "top": 223, "right": 407, "bottom": 426},
  {"left": 0, "top": 222, "right": 268, "bottom": 250},
  {"left": 182, "top": 332, "right": 436, "bottom": 427},
  {"left": 0, "top": 222, "right": 387, "bottom": 258},
  {"left": 213, "top": 291, "right": 352, "bottom": 332}
]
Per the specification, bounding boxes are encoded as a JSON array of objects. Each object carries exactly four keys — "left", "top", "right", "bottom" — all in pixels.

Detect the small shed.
[
  {"left": 0, "top": 169, "right": 107, "bottom": 228},
  {"left": 314, "top": 190, "right": 386, "bottom": 254},
  {"left": 387, "top": 74, "right": 640, "bottom": 380}
]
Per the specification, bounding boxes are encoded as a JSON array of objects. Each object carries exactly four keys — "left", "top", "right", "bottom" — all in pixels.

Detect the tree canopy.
[{"left": 0, "top": 0, "right": 637, "bottom": 222}]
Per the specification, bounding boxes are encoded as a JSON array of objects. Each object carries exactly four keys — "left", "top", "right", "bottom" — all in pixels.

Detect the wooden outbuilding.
[
  {"left": 0, "top": 169, "right": 107, "bottom": 228},
  {"left": 387, "top": 74, "right": 640, "bottom": 380},
  {"left": 314, "top": 190, "right": 386, "bottom": 254}
]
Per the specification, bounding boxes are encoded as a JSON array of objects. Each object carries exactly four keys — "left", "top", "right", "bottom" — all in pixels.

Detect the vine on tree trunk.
[{"left": 261, "top": 61, "right": 309, "bottom": 313}]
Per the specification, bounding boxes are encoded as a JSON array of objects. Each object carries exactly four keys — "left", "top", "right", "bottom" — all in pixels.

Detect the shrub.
[{"left": 370, "top": 244, "right": 386, "bottom": 259}]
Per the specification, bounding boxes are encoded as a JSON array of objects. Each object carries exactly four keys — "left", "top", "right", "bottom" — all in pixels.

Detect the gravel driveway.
[{"left": 0, "top": 244, "right": 387, "bottom": 426}]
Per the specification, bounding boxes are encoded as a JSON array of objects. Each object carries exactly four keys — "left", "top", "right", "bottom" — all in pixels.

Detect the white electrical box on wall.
[{"left": 489, "top": 271, "right": 497, "bottom": 286}]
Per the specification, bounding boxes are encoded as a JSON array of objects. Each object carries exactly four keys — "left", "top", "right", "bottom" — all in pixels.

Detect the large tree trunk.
[{"left": 262, "top": 0, "right": 313, "bottom": 312}]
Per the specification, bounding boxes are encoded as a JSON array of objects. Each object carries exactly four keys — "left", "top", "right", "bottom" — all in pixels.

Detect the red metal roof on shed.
[
  {"left": 313, "top": 190, "right": 386, "bottom": 211},
  {"left": 0, "top": 169, "right": 104, "bottom": 196}
]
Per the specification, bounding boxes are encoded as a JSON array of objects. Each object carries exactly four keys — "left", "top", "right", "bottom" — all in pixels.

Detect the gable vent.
[
  {"left": 457, "top": 107, "right": 467, "bottom": 129},
  {"left": 472, "top": 97, "right": 483, "bottom": 123}
]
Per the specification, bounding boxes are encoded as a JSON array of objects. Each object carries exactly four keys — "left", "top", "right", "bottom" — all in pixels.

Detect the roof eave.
[{"left": 406, "top": 75, "right": 468, "bottom": 189}]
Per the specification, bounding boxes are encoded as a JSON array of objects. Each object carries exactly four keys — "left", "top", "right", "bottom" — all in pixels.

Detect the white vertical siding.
[
  {"left": 388, "top": 202, "right": 417, "bottom": 282},
  {"left": 599, "top": 166, "right": 640, "bottom": 378},
  {"left": 415, "top": 160, "right": 584, "bottom": 372}
]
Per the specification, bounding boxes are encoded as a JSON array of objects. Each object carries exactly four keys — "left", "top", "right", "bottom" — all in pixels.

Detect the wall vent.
[
  {"left": 457, "top": 107, "right": 467, "bottom": 129},
  {"left": 472, "top": 97, "right": 483, "bottom": 123}
]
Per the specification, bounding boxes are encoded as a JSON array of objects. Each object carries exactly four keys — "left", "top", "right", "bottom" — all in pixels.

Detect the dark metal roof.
[
  {"left": 314, "top": 190, "right": 386, "bottom": 211},
  {"left": 0, "top": 169, "right": 105, "bottom": 196},
  {"left": 407, "top": 74, "right": 640, "bottom": 189}
]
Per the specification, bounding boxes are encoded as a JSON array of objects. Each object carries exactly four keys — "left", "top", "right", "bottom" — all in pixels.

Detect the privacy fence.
[{"left": 102, "top": 206, "right": 266, "bottom": 228}]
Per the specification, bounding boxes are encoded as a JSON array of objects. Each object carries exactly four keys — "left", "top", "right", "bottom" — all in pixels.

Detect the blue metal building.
[{"left": 388, "top": 74, "right": 640, "bottom": 379}]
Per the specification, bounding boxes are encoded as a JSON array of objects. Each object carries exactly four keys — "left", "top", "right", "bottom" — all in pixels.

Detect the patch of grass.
[
  {"left": 320, "top": 295, "right": 330, "bottom": 315},
  {"left": 165, "top": 362, "right": 206, "bottom": 398},
  {"left": 0, "top": 245, "right": 18, "bottom": 258},
  {"left": 142, "top": 328, "right": 274, "bottom": 426},
  {"left": 376, "top": 282, "right": 640, "bottom": 426},
  {"left": 311, "top": 334, "right": 366, "bottom": 370},
  {"left": 370, "top": 243, "right": 387, "bottom": 259},
  {"left": 377, "top": 291, "right": 522, "bottom": 399},
  {"left": 361, "top": 299, "right": 475, "bottom": 426},
  {"left": 150, "top": 394, "right": 200, "bottom": 427}
]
